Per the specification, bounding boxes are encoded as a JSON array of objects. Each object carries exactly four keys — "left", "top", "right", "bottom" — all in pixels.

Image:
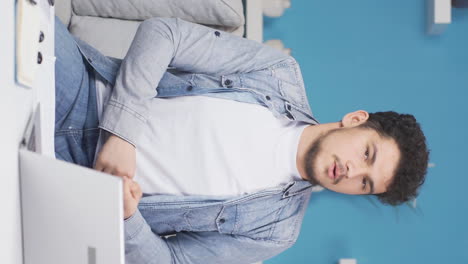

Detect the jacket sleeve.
[
  {"left": 124, "top": 210, "right": 291, "bottom": 264},
  {"left": 99, "top": 17, "right": 291, "bottom": 146}
]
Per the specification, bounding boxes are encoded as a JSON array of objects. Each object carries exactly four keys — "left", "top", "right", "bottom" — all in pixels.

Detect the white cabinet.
[{"left": 16, "top": 0, "right": 56, "bottom": 156}]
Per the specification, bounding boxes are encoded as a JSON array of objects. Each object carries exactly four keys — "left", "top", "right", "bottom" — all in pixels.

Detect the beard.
[
  {"left": 303, "top": 137, "right": 322, "bottom": 186},
  {"left": 303, "top": 128, "right": 340, "bottom": 186}
]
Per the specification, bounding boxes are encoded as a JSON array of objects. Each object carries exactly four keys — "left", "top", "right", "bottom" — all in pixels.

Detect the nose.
[{"left": 345, "top": 160, "right": 368, "bottom": 179}]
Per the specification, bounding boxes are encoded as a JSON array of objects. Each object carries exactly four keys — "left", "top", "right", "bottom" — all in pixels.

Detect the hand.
[
  {"left": 94, "top": 134, "right": 136, "bottom": 179},
  {"left": 123, "top": 177, "right": 142, "bottom": 219}
]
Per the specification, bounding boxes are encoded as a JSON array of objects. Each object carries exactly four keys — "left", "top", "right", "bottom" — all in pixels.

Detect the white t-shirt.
[{"left": 95, "top": 79, "right": 308, "bottom": 196}]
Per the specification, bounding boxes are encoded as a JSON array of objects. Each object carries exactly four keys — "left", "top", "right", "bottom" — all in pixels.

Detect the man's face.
[{"left": 304, "top": 126, "right": 400, "bottom": 195}]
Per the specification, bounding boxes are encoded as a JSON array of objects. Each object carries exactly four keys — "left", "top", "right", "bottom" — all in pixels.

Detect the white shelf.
[{"left": 427, "top": 0, "right": 452, "bottom": 34}]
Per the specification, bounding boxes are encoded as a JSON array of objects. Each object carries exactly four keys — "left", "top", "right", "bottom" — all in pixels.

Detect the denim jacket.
[{"left": 72, "top": 17, "right": 318, "bottom": 263}]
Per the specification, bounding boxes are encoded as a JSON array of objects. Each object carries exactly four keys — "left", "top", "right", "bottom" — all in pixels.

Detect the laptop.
[{"left": 19, "top": 149, "right": 124, "bottom": 264}]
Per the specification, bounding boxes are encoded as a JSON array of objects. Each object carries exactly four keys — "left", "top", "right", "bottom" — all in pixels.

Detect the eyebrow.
[
  {"left": 367, "top": 178, "right": 375, "bottom": 194},
  {"left": 367, "top": 143, "right": 377, "bottom": 194},
  {"left": 371, "top": 142, "right": 377, "bottom": 166}
]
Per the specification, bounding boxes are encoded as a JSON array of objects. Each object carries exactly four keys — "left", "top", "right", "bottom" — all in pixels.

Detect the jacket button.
[
  {"left": 37, "top": 52, "right": 42, "bottom": 64},
  {"left": 219, "top": 218, "right": 226, "bottom": 224},
  {"left": 224, "top": 79, "right": 232, "bottom": 86},
  {"left": 214, "top": 31, "right": 221, "bottom": 37},
  {"left": 265, "top": 95, "right": 271, "bottom": 100},
  {"left": 187, "top": 85, "right": 193, "bottom": 91}
]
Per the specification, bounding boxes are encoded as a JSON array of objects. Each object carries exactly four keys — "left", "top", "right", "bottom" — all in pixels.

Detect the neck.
[{"left": 296, "top": 122, "right": 342, "bottom": 181}]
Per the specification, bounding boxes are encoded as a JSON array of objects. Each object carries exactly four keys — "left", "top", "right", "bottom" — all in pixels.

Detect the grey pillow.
[
  {"left": 69, "top": 15, "right": 245, "bottom": 59},
  {"left": 72, "top": 0, "right": 244, "bottom": 27},
  {"left": 69, "top": 15, "right": 140, "bottom": 59},
  {"left": 55, "top": 0, "right": 72, "bottom": 26}
]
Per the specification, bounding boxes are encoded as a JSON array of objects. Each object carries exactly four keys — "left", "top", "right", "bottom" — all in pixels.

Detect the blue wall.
[{"left": 263, "top": 1, "right": 468, "bottom": 263}]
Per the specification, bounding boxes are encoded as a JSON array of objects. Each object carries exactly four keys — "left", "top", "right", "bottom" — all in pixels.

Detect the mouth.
[
  {"left": 328, "top": 161, "right": 336, "bottom": 180},
  {"left": 328, "top": 158, "right": 346, "bottom": 185},
  {"left": 334, "top": 161, "right": 346, "bottom": 184}
]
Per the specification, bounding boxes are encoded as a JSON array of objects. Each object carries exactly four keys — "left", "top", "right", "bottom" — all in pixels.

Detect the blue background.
[{"left": 263, "top": 1, "right": 468, "bottom": 263}]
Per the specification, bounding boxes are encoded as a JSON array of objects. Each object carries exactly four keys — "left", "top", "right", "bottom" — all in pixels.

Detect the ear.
[{"left": 341, "top": 110, "right": 369, "bottom": 127}]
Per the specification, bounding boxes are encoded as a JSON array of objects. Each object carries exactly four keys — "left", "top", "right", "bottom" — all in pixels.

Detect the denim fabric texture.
[
  {"left": 54, "top": 16, "right": 317, "bottom": 264},
  {"left": 54, "top": 17, "right": 99, "bottom": 168}
]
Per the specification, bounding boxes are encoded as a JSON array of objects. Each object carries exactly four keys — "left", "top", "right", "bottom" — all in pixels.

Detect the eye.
[{"left": 364, "top": 147, "right": 370, "bottom": 160}]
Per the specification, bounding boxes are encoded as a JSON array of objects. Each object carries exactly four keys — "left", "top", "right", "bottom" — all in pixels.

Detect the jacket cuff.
[
  {"left": 124, "top": 209, "right": 147, "bottom": 241},
  {"left": 99, "top": 100, "right": 147, "bottom": 147}
]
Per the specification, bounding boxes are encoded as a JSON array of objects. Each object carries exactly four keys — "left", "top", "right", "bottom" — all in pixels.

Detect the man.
[{"left": 54, "top": 16, "right": 429, "bottom": 264}]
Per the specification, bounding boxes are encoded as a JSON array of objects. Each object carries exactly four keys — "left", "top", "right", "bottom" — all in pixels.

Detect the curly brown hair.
[{"left": 358, "top": 111, "right": 430, "bottom": 206}]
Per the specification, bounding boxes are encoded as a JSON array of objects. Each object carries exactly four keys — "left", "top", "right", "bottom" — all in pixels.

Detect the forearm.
[
  {"left": 99, "top": 19, "right": 174, "bottom": 146},
  {"left": 125, "top": 210, "right": 175, "bottom": 264}
]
